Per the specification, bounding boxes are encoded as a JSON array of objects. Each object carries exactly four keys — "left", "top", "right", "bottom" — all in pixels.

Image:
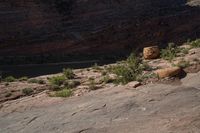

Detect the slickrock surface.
[{"left": 0, "top": 71, "right": 199, "bottom": 133}]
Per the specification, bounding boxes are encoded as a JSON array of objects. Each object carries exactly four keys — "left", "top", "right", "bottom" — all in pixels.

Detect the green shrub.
[
  {"left": 88, "top": 79, "right": 98, "bottom": 90},
  {"left": 179, "top": 47, "right": 189, "bottom": 55},
  {"left": 28, "top": 79, "right": 45, "bottom": 84},
  {"left": 49, "top": 85, "right": 61, "bottom": 91},
  {"left": 28, "top": 79, "right": 38, "bottom": 83},
  {"left": 38, "top": 79, "right": 45, "bottom": 84},
  {"left": 22, "top": 88, "right": 34, "bottom": 95},
  {"left": 112, "top": 65, "right": 133, "bottom": 84},
  {"left": 63, "top": 68, "right": 75, "bottom": 79},
  {"left": 102, "top": 75, "right": 114, "bottom": 84},
  {"left": 140, "top": 62, "right": 152, "bottom": 71},
  {"left": 101, "top": 71, "right": 107, "bottom": 76},
  {"left": 49, "top": 75, "right": 66, "bottom": 86},
  {"left": 111, "top": 53, "right": 144, "bottom": 84},
  {"left": 18, "top": 76, "right": 28, "bottom": 81},
  {"left": 54, "top": 89, "right": 72, "bottom": 97},
  {"left": 137, "top": 73, "right": 158, "bottom": 82},
  {"left": 161, "top": 43, "right": 179, "bottom": 61},
  {"left": 189, "top": 39, "right": 200, "bottom": 48},
  {"left": 4, "top": 76, "right": 16, "bottom": 82},
  {"left": 64, "top": 80, "right": 80, "bottom": 89},
  {"left": 175, "top": 60, "right": 190, "bottom": 68}
]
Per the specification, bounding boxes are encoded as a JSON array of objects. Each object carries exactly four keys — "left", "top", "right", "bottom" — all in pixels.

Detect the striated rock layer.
[{"left": 0, "top": 0, "right": 200, "bottom": 57}]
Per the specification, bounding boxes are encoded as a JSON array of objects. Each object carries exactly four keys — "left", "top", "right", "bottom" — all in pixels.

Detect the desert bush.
[
  {"left": 54, "top": 88, "right": 72, "bottom": 97},
  {"left": 140, "top": 62, "right": 152, "bottom": 71},
  {"left": 18, "top": 76, "right": 28, "bottom": 81},
  {"left": 48, "top": 75, "right": 66, "bottom": 86},
  {"left": 101, "top": 71, "right": 107, "bottom": 76},
  {"left": 189, "top": 39, "right": 200, "bottom": 48},
  {"left": 28, "top": 79, "right": 45, "bottom": 84},
  {"left": 112, "top": 65, "right": 133, "bottom": 84},
  {"left": 179, "top": 47, "right": 189, "bottom": 55},
  {"left": 4, "top": 76, "right": 16, "bottom": 82},
  {"left": 22, "top": 88, "right": 34, "bottom": 95},
  {"left": 64, "top": 80, "right": 80, "bottom": 89},
  {"left": 63, "top": 68, "right": 75, "bottom": 79},
  {"left": 137, "top": 73, "right": 158, "bottom": 82},
  {"left": 161, "top": 43, "right": 179, "bottom": 61},
  {"left": 49, "top": 85, "right": 62, "bottom": 91},
  {"left": 28, "top": 79, "right": 38, "bottom": 83},
  {"left": 102, "top": 75, "right": 114, "bottom": 84},
  {"left": 111, "top": 53, "right": 144, "bottom": 84},
  {"left": 88, "top": 79, "right": 98, "bottom": 90},
  {"left": 175, "top": 60, "right": 190, "bottom": 68},
  {"left": 38, "top": 79, "right": 45, "bottom": 84}
]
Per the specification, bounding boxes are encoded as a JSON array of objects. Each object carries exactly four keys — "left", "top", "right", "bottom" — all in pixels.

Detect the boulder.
[
  {"left": 143, "top": 46, "right": 160, "bottom": 59},
  {"left": 155, "top": 67, "right": 181, "bottom": 78}
]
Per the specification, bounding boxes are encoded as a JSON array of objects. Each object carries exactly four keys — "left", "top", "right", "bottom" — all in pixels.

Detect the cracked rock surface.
[{"left": 0, "top": 72, "right": 200, "bottom": 133}]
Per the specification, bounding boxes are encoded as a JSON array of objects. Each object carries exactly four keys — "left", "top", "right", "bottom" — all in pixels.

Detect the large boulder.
[
  {"left": 155, "top": 67, "right": 181, "bottom": 78},
  {"left": 143, "top": 46, "right": 160, "bottom": 59}
]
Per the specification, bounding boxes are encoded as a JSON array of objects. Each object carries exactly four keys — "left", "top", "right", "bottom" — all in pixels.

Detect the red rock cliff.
[{"left": 0, "top": 0, "right": 200, "bottom": 56}]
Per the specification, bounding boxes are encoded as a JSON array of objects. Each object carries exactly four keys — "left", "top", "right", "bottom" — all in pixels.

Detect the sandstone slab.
[{"left": 155, "top": 67, "right": 181, "bottom": 78}]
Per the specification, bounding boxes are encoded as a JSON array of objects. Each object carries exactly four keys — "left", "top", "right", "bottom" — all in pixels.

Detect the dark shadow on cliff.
[{"left": 0, "top": 0, "right": 199, "bottom": 77}]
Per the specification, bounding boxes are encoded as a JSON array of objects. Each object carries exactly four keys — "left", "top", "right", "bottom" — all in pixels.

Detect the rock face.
[
  {"left": 143, "top": 46, "right": 160, "bottom": 59},
  {"left": 0, "top": 0, "right": 200, "bottom": 58}
]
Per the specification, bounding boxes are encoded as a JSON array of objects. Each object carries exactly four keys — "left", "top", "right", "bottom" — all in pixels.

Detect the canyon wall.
[{"left": 0, "top": 0, "right": 200, "bottom": 57}]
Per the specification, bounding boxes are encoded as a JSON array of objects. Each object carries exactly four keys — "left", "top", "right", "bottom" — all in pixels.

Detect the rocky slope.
[
  {"left": 0, "top": 0, "right": 200, "bottom": 57},
  {"left": 0, "top": 71, "right": 200, "bottom": 133},
  {"left": 0, "top": 41, "right": 200, "bottom": 133},
  {"left": 0, "top": 43, "right": 200, "bottom": 104}
]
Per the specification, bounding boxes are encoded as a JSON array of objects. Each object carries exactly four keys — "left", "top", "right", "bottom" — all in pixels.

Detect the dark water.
[{"left": 0, "top": 60, "right": 113, "bottom": 78}]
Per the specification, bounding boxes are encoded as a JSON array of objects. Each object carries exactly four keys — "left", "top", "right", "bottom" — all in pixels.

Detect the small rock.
[
  {"left": 143, "top": 46, "right": 160, "bottom": 59},
  {"left": 127, "top": 81, "right": 141, "bottom": 88},
  {"left": 154, "top": 67, "right": 181, "bottom": 78}
]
